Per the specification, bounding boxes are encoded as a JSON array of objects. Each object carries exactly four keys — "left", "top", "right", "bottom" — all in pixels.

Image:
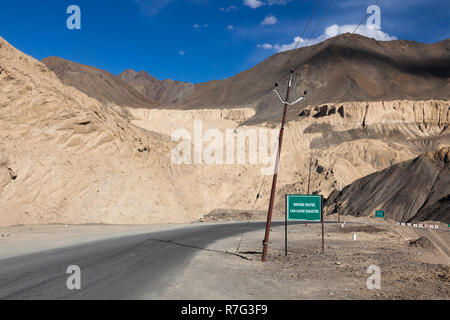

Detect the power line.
[
  {"left": 271, "top": 0, "right": 321, "bottom": 85},
  {"left": 236, "top": 0, "right": 323, "bottom": 254},
  {"left": 352, "top": 0, "right": 381, "bottom": 34},
  {"left": 286, "top": 0, "right": 335, "bottom": 73},
  {"left": 277, "top": 0, "right": 383, "bottom": 89},
  {"left": 272, "top": 0, "right": 335, "bottom": 87},
  {"left": 257, "top": 0, "right": 385, "bottom": 259},
  {"left": 291, "top": 0, "right": 322, "bottom": 52},
  {"left": 236, "top": 130, "right": 280, "bottom": 253},
  {"left": 237, "top": 0, "right": 383, "bottom": 253}
]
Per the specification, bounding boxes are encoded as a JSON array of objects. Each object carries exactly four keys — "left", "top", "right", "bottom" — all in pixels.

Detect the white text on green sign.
[{"left": 287, "top": 195, "right": 322, "bottom": 221}]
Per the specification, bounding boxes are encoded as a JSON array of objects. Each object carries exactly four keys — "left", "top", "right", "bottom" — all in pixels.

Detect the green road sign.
[
  {"left": 375, "top": 210, "right": 385, "bottom": 218},
  {"left": 286, "top": 195, "right": 322, "bottom": 221}
]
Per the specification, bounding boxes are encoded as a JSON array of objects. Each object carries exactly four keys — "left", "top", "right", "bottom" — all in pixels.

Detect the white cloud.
[
  {"left": 193, "top": 24, "right": 208, "bottom": 31},
  {"left": 266, "top": 0, "right": 289, "bottom": 5},
  {"left": 272, "top": 36, "right": 305, "bottom": 52},
  {"left": 260, "top": 14, "right": 278, "bottom": 26},
  {"left": 178, "top": 50, "right": 185, "bottom": 55},
  {"left": 258, "top": 24, "right": 397, "bottom": 52},
  {"left": 257, "top": 43, "right": 273, "bottom": 49},
  {"left": 244, "top": 0, "right": 288, "bottom": 9},
  {"left": 227, "top": 25, "right": 234, "bottom": 30},
  {"left": 323, "top": 24, "right": 397, "bottom": 42},
  {"left": 220, "top": 5, "right": 237, "bottom": 12},
  {"left": 244, "top": 0, "right": 264, "bottom": 9}
]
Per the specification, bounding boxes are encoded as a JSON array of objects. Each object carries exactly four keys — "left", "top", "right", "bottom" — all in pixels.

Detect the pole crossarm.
[{"left": 273, "top": 87, "right": 307, "bottom": 106}]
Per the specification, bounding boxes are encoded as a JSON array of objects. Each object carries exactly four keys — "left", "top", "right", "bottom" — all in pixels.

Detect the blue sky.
[{"left": 0, "top": 0, "right": 448, "bottom": 83}]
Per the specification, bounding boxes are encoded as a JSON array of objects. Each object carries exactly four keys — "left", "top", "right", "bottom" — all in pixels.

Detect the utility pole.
[
  {"left": 307, "top": 157, "right": 312, "bottom": 194},
  {"left": 261, "top": 69, "right": 306, "bottom": 263},
  {"left": 305, "top": 157, "right": 312, "bottom": 227}
]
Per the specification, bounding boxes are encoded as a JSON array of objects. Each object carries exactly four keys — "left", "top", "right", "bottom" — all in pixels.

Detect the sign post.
[
  {"left": 285, "top": 195, "right": 288, "bottom": 256},
  {"left": 321, "top": 196, "right": 324, "bottom": 252},
  {"left": 286, "top": 194, "right": 324, "bottom": 254}
]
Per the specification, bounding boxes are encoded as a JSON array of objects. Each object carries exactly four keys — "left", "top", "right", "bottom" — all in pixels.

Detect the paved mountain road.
[{"left": 0, "top": 222, "right": 282, "bottom": 299}]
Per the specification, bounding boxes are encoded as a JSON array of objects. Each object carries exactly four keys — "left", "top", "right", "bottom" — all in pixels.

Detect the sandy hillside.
[
  {"left": 0, "top": 36, "right": 201, "bottom": 226},
  {"left": 0, "top": 36, "right": 305, "bottom": 226},
  {"left": 126, "top": 98, "right": 449, "bottom": 218},
  {"left": 1, "top": 35, "right": 449, "bottom": 226}
]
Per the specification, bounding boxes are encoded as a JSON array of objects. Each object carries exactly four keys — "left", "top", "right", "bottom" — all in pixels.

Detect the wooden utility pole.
[{"left": 261, "top": 69, "right": 294, "bottom": 263}]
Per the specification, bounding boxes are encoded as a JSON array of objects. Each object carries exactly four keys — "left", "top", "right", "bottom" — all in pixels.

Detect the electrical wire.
[
  {"left": 235, "top": 1, "right": 324, "bottom": 253},
  {"left": 237, "top": 0, "right": 384, "bottom": 253},
  {"left": 236, "top": 129, "right": 280, "bottom": 253},
  {"left": 352, "top": 0, "right": 381, "bottom": 34},
  {"left": 286, "top": 0, "right": 335, "bottom": 73},
  {"left": 273, "top": 0, "right": 335, "bottom": 88}
]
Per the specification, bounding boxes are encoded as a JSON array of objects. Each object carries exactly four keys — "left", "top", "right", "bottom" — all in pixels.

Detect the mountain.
[
  {"left": 41, "top": 57, "right": 155, "bottom": 108},
  {"left": 176, "top": 33, "right": 450, "bottom": 124},
  {"left": 118, "top": 35, "right": 448, "bottom": 216},
  {"left": 324, "top": 148, "right": 449, "bottom": 223},
  {"left": 0, "top": 36, "right": 201, "bottom": 226},
  {"left": 0, "top": 35, "right": 293, "bottom": 226},
  {"left": 118, "top": 69, "right": 194, "bottom": 105},
  {"left": 2, "top": 33, "right": 448, "bottom": 226},
  {"left": 44, "top": 34, "right": 449, "bottom": 125}
]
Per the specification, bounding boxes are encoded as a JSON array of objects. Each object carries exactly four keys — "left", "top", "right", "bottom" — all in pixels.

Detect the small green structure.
[{"left": 375, "top": 210, "right": 385, "bottom": 218}]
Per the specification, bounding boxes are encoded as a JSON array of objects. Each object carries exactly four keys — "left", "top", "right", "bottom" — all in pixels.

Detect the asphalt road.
[{"left": 0, "top": 221, "right": 284, "bottom": 300}]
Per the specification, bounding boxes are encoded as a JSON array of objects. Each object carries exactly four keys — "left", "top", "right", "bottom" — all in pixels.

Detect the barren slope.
[
  {"left": 127, "top": 98, "right": 449, "bottom": 219},
  {"left": 324, "top": 148, "right": 450, "bottom": 223},
  {"left": 179, "top": 34, "right": 450, "bottom": 125},
  {"left": 1, "top": 34, "right": 449, "bottom": 226},
  {"left": 0, "top": 37, "right": 286, "bottom": 226},
  {"left": 41, "top": 57, "right": 155, "bottom": 108},
  {"left": 47, "top": 34, "right": 449, "bottom": 126},
  {"left": 118, "top": 69, "right": 194, "bottom": 105},
  {"left": 0, "top": 37, "right": 198, "bottom": 226}
]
